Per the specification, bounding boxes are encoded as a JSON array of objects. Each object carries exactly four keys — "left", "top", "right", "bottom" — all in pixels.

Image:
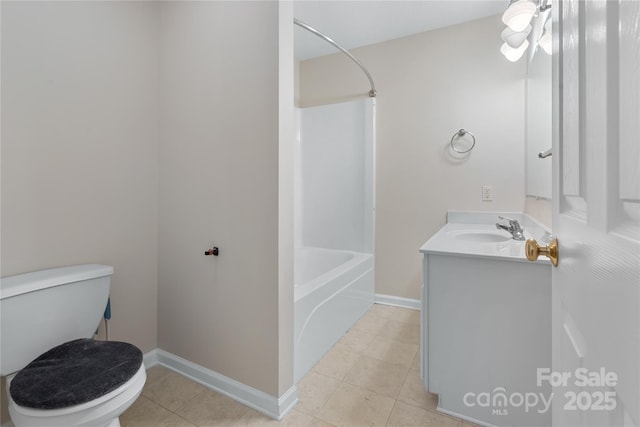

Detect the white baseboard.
[
  {"left": 143, "top": 348, "right": 160, "bottom": 369},
  {"left": 436, "top": 405, "right": 490, "bottom": 427},
  {"left": 144, "top": 349, "right": 298, "bottom": 420},
  {"left": 375, "top": 293, "right": 421, "bottom": 310}
]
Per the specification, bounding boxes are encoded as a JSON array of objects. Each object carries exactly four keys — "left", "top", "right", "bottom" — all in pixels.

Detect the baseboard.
[
  {"left": 148, "top": 349, "right": 298, "bottom": 420},
  {"left": 436, "top": 405, "right": 490, "bottom": 427},
  {"left": 143, "top": 348, "right": 159, "bottom": 368},
  {"left": 375, "top": 293, "right": 421, "bottom": 310}
]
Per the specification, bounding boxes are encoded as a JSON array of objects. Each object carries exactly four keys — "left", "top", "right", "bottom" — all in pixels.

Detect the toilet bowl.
[{"left": 0, "top": 265, "right": 146, "bottom": 427}]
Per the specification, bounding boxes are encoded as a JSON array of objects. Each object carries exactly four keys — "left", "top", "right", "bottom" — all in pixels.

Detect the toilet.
[{"left": 0, "top": 264, "right": 146, "bottom": 427}]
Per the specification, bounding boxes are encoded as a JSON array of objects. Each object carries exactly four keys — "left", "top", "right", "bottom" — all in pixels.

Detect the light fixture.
[
  {"left": 500, "top": 0, "right": 552, "bottom": 62},
  {"left": 501, "top": 24, "right": 532, "bottom": 49},
  {"left": 500, "top": 39, "right": 530, "bottom": 62},
  {"left": 538, "top": 19, "right": 552, "bottom": 55},
  {"left": 502, "top": 0, "right": 537, "bottom": 32}
]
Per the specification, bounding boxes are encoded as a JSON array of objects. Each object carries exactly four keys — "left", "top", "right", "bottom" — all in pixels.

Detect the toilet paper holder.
[{"left": 204, "top": 246, "right": 219, "bottom": 256}]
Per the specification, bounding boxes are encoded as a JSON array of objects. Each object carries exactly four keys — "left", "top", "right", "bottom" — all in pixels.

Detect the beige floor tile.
[
  {"left": 336, "top": 328, "right": 377, "bottom": 353},
  {"left": 145, "top": 365, "right": 173, "bottom": 386},
  {"left": 409, "top": 351, "right": 421, "bottom": 372},
  {"left": 343, "top": 356, "right": 409, "bottom": 399},
  {"left": 367, "top": 303, "right": 394, "bottom": 318},
  {"left": 350, "top": 310, "right": 389, "bottom": 335},
  {"left": 175, "top": 389, "right": 250, "bottom": 426},
  {"left": 127, "top": 305, "right": 447, "bottom": 427},
  {"left": 386, "top": 401, "right": 462, "bottom": 427},
  {"left": 397, "top": 370, "right": 438, "bottom": 412},
  {"left": 120, "top": 395, "right": 175, "bottom": 427},
  {"left": 394, "top": 308, "right": 420, "bottom": 326},
  {"left": 364, "top": 337, "right": 418, "bottom": 368},
  {"left": 157, "top": 413, "right": 198, "bottom": 427},
  {"left": 371, "top": 305, "right": 420, "bottom": 325},
  {"left": 376, "top": 320, "right": 420, "bottom": 346},
  {"left": 296, "top": 371, "right": 341, "bottom": 416},
  {"left": 279, "top": 409, "right": 314, "bottom": 426},
  {"left": 142, "top": 369, "right": 208, "bottom": 412},
  {"left": 462, "top": 421, "right": 484, "bottom": 427},
  {"left": 316, "top": 382, "right": 395, "bottom": 427},
  {"left": 309, "top": 418, "right": 336, "bottom": 427},
  {"left": 238, "top": 408, "right": 313, "bottom": 426},
  {"left": 312, "top": 345, "right": 360, "bottom": 380}
]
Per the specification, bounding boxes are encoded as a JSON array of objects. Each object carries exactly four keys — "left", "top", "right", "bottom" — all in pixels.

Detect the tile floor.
[{"left": 121, "top": 304, "right": 478, "bottom": 427}]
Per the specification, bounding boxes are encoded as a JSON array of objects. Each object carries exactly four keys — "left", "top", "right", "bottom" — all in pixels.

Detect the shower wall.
[{"left": 295, "top": 99, "right": 375, "bottom": 253}]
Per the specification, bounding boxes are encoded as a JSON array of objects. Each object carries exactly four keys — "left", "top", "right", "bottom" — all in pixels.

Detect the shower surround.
[{"left": 293, "top": 98, "right": 375, "bottom": 382}]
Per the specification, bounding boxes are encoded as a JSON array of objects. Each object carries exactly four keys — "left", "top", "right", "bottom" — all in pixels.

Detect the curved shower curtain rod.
[{"left": 294, "top": 18, "right": 377, "bottom": 98}]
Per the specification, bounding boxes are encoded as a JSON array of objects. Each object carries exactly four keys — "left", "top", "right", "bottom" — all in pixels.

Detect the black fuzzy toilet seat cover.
[{"left": 10, "top": 338, "right": 143, "bottom": 410}]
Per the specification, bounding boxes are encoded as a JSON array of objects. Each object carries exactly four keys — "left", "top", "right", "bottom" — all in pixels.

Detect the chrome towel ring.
[{"left": 450, "top": 129, "right": 476, "bottom": 154}]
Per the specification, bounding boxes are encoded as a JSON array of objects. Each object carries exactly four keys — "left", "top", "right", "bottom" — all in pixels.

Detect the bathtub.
[{"left": 294, "top": 247, "right": 374, "bottom": 382}]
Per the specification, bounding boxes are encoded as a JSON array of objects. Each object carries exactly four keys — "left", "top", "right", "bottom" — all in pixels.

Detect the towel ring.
[{"left": 450, "top": 129, "right": 476, "bottom": 154}]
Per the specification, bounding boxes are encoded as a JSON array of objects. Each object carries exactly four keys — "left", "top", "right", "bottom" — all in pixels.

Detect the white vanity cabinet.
[{"left": 420, "top": 216, "right": 551, "bottom": 427}]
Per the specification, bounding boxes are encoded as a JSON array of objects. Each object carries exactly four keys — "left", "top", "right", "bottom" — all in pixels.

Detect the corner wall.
[
  {"left": 525, "top": 197, "right": 552, "bottom": 228},
  {"left": 157, "top": 1, "right": 290, "bottom": 397},
  {"left": 278, "top": 1, "right": 295, "bottom": 396},
  {"left": 299, "top": 15, "right": 526, "bottom": 299}
]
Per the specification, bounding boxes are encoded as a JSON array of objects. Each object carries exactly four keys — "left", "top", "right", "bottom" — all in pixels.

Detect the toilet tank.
[{"left": 0, "top": 264, "right": 113, "bottom": 376}]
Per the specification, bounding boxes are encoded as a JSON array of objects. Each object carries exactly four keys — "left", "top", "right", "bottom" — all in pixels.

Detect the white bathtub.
[{"left": 294, "top": 247, "right": 374, "bottom": 382}]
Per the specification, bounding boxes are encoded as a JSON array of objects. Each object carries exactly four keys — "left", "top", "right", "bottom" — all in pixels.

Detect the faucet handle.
[{"left": 498, "top": 216, "right": 524, "bottom": 232}]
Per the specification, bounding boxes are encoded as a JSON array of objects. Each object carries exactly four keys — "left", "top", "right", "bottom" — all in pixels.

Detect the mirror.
[{"left": 525, "top": 42, "right": 552, "bottom": 199}]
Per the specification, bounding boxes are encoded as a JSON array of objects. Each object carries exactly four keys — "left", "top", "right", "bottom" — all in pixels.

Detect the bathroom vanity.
[{"left": 420, "top": 212, "right": 551, "bottom": 427}]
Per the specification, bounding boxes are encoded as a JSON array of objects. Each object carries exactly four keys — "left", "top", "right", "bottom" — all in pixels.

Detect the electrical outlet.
[{"left": 482, "top": 185, "right": 493, "bottom": 201}]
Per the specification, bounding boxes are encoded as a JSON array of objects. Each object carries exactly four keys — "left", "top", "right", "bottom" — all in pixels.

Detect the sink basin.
[{"left": 453, "top": 231, "right": 511, "bottom": 243}]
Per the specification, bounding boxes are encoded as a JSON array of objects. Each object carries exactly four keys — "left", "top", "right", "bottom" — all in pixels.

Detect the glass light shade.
[
  {"left": 539, "top": 31, "right": 552, "bottom": 55},
  {"left": 500, "top": 39, "right": 530, "bottom": 62},
  {"left": 501, "top": 24, "right": 532, "bottom": 49},
  {"left": 539, "top": 18, "right": 552, "bottom": 55},
  {"left": 502, "top": 0, "right": 537, "bottom": 32}
]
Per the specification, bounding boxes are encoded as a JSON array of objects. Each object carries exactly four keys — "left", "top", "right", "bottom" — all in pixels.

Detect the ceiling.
[{"left": 294, "top": 0, "right": 507, "bottom": 60}]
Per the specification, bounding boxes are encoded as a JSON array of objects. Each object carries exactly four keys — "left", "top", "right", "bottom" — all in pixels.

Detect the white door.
[{"left": 552, "top": 0, "right": 640, "bottom": 426}]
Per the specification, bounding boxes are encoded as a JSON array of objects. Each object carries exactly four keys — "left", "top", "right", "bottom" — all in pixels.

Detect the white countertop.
[{"left": 419, "top": 212, "right": 551, "bottom": 264}]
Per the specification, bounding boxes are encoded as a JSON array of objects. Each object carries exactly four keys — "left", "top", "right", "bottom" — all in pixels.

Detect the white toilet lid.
[{"left": 10, "top": 338, "right": 142, "bottom": 410}]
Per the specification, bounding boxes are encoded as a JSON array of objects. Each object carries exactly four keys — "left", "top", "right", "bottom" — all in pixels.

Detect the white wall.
[
  {"left": 1, "top": 1, "right": 159, "bottom": 422},
  {"left": 299, "top": 15, "right": 526, "bottom": 299},
  {"left": 157, "top": 1, "right": 292, "bottom": 397},
  {"left": 525, "top": 45, "right": 552, "bottom": 200},
  {"left": 525, "top": 196, "right": 552, "bottom": 228}
]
